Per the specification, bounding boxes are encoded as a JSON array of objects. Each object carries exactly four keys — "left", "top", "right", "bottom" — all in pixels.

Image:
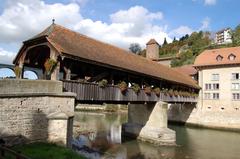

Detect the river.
[{"left": 72, "top": 111, "right": 240, "bottom": 159}]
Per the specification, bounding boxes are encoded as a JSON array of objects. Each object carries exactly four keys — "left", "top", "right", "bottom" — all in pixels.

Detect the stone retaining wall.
[
  {"left": 0, "top": 79, "right": 76, "bottom": 146},
  {"left": 168, "top": 103, "right": 240, "bottom": 130}
]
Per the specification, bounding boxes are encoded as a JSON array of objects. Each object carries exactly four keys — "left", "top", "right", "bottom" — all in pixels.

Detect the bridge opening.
[
  {"left": 23, "top": 45, "right": 50, "bottom": 79},
  {"left": 0, "top": 68, "right": 15, "bottom": 79},
  {"left": 23, "top": 70, "right": 38, "bottom": 80}
]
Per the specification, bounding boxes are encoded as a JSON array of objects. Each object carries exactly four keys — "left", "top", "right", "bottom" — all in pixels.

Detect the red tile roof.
[
  {"left": 194, "top": 47, "right": 240, "bottom": 67},
  {"left": 14, "top": 24, "right": 199, "bottom": 89},
  {"left": 146, "top": 39, "right": 159, "bottom": 45},
  {"left": 173, "top": 65, "right": 197, "bottom": 76}
]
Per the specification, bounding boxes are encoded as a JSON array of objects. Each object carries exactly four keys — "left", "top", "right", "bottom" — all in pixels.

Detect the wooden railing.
[
  {"left": 62, "top": 80, "right": 198, "bottom": 103},
  {"left": 0, "top": 146, "right": 31, "bottom": 159}
]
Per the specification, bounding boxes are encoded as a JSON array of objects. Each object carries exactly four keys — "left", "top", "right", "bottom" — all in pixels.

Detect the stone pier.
[{"left": 122, "top": 101, "right": 176, "bottom": 145}]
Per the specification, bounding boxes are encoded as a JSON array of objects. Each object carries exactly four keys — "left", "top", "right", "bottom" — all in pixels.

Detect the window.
[
  {"left": 213, "top": 93, "right": 219, "bottom": 100},
  {"left": 216, "top": 55, "right": 223, "bottom": 61},
  {"left": 232, "top": 73, "right": 239, "bottom": 80},
  {"left": 212, "top": 74, "right": 219, "bottom": 81},
  {"left": 232, "top": 83, "right": 240, "bottom": 90},
  {"left": 213, "top": 83, "right": 219, "bottom": 90},
  {"left": 228, "top": 54, "right": 236, "bottom": 61},
  {"left": 232, "top": 93, "right": 240, "bottom": 100},
  {"left": 204, "top": 93, "right": 211, "bottom": 99},
  {"left": 205, "top": 84, "right": 208, "bottom": 90},
  {"left": 205, "top": 83, "right": 211, "bottom": 90}
]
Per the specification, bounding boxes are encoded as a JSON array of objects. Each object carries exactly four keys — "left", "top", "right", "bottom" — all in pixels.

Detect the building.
[
  {"left": 168, "top": 47, "right": 240, "bottom": 130},
  {"left": 215, "top": 28, "right": 232, "bottom": 45},
  {"left": 146, "top": 38, "right": 178, "bottom": 67},
  {"left": 194, "top": 47, "right": 240, "bottom": 111},
  {"left": 173, "top": 64, "right": 198, "bottom": 81}
]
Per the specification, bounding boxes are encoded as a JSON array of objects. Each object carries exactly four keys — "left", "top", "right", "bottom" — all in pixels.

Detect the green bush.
[
  {"left": 98, "top": 79, "right": 108, "bottom": 88},
  {"left": 12, "top": 142, "right": 86, "bottom": 159},
  {"left": 131, "top": 83, "right": 140, "bottom": 94},
  {"left": 118, "top": 81, "right": 128, "bottom": 93}
]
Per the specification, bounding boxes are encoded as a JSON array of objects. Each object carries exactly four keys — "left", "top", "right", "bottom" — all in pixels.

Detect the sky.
[{"left": 0, "top": 0, "right": 239, "bottom": 66}]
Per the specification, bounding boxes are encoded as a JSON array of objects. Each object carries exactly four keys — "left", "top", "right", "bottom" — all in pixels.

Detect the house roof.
[
  {"left": 14, "top": 24, "right": 199, "bottom": 89},
  {"left": 173, "top": 65, "right": 197, "bottom": 76},
  {"left": 146, "top": 39, "right": 159, "bottom": 45},
  {"left": 216, "top": 28, "right": 231, "bottom": 34},
  {"left": 194, "top": 47, "right": 240, "bottom": 67}
]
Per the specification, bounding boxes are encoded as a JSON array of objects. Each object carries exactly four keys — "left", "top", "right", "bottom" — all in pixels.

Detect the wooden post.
[
  {"left": 18, "top": 61, "right": 24, "bottom": 79},
  {"left": 65, "top": 68, "right": 71, "bottom": 80},
  {"left": 51, "top": 61, "right": 60, "bottom": 80}
]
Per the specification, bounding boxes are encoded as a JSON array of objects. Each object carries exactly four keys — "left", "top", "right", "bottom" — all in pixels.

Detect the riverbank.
[
  {"left": 11, "top": 142, "right": 86, "bottom": 159},
  {"left": 168, "top": 103, "right": 240, "bottom": 131},
  {"left": 75, "top": 104, "right": 128, "bottom": 113}
]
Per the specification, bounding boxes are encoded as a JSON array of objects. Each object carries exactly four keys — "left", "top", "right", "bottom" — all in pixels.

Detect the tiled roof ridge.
[{"left": 51, "top": 24, "right": 163, "bottom": 62}]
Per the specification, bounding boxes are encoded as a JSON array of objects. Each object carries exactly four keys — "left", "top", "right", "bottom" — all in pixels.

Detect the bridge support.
[{"left": 122, "top": 101, "right": 176, "bottom": 145}]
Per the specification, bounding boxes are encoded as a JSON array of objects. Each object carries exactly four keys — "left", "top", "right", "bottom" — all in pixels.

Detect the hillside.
[{"left": 156, "top": 24, "right": 240, "bottom": 67}]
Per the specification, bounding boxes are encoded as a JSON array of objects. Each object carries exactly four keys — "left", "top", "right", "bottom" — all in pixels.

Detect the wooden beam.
[{"left": 87, "top": 72, "right": 109, "bottom": 82}]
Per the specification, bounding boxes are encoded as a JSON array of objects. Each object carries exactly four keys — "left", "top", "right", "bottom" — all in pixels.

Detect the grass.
[{"left": 10, "top": 142, "right": 86, "bottom": 159}]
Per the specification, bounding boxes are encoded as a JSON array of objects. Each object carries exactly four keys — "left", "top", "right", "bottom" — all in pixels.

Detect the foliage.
[
  {"left": 131, "top": 83, "right": 141, "bottom": 94},
  {"left": 161, "top": 88, "right": 168, "bottom": 95},
  {"left": 144, "top": 86, "right": 152, "bottom": 95},
  {"left": 98, "top": 79, "right": 108, "bottom": 88},
  {"left": 129, "top": 43, "right": 142, "bottom": 54},
  {"left": 44, "top": 58, "right": 57, "bottom": 75},
  {"left": 232, "top": 25, "right": 240, "bottom": 46},
  {"left": 153, "top": 87, "right": 160, "bottom": 96},
  {"left": 168, "top": 89, "right": 174, "bottom": 96},
  {"left": 174, "top": 90, "right": 179, "bottom": 96},
  {"left": 14, "top": 66, "right": 22, "bottom": 79},
  {"left": 163, "top": 37, "right": 168, "bottom": 46},
  {"left": 12, "top": 142, "right": 86, "bottom": 159},
  {"left": 105, "top": 104, "right": 118, "bottom": 112},
  {"left": 118, "top": 81, "right": 128, "bottom": 93}
]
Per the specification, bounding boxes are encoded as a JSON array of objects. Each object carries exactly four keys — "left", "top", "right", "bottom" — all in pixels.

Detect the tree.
[
  {"left": 173, "top": 37, "right": 177, "bottom": 43},
  {"left": 129, "top": 43, "right": 142, "bottom": 54},
  {"left": 232, "top": 25, "right": 240, "bottom": 46},
  {"left": 163, "top": 37, "right": 168, "bottom": 46}
]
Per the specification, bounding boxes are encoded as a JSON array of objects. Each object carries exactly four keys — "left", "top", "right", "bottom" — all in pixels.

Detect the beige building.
[
  {"left": 168, "top": 47, "right": 240, "bottom": 130},
  {"left": 194, "top": 47, "right": 240, "bottom": 114}
]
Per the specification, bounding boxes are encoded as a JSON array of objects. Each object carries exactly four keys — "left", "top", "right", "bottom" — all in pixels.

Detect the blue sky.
[{"left": 0, "top": 0, "right": 239, "bottom": 67}]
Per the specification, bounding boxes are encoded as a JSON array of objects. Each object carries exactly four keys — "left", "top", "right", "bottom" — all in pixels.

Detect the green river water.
[{"left": 72, "top": 111, "right": 240, "bottom": 159}]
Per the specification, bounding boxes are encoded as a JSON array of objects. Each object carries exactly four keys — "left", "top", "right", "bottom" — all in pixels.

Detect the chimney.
[{"left": 146, "top": 39, "right": 159, "bottom": 60}]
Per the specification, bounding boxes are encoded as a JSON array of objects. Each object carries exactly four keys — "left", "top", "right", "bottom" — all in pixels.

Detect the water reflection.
[{"left": 73, "top": 111, "right": 240, "bottom": 159}]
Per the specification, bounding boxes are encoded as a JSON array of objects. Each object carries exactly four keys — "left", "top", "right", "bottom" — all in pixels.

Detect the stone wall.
[
  {"left": 168, "top": 103, "right": 240, "bottom": 130},
  {"left": 0, "top": 79, "right": 62, "bottom": 94},
  {"left": 0, "top": 79, "right": 75, "bottom": 146}
]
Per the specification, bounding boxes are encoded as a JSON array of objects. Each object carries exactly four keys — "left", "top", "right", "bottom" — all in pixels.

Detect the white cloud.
[
  {"left": 0, "top": 0, "right": 82, "bottom": 43},
  {"left": 0, "top": 48, "right": 16, "bottom": 64},
  {"left": 169, "top": 26, "right": 193, "bottom": 37},
  {"left": 0, "top": 1, "right": 170, "bottom": 51},
  {"left": 199, "top": 17, "right": 210, "bottom": 30},
  {"left": 73, "top": 5, "right": 169, "bottom": 48},
  {"left": 204, "top": 0, "right": 217, "bottom": 5}
]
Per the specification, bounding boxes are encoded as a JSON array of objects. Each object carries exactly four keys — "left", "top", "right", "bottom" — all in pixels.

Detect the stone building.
[{"left": 145, "top": 38, "right": 178, "bottom": 67}]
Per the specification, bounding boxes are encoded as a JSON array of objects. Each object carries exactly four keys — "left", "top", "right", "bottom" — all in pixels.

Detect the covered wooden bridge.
[{"left": 13, "top": 23, "right": 199, "bottom": 104}]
